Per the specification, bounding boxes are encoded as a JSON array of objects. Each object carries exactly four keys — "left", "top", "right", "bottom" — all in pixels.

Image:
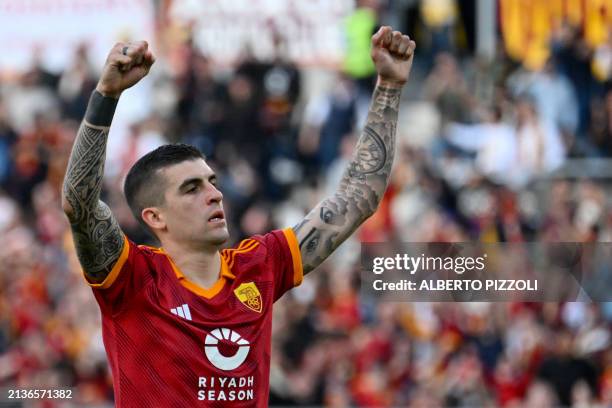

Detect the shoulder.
[
  {"left": 110, "top": 239, "right": 170, "bottom": 273},
  {"left": 221, "top": 237, "right": 264, "bottom": 266},
  {"left": 222, "top": 229, "right": 299, "bottom": 269},
  {"left": 86, "top": 237, "right": 161, "bottom": 293},
  {"left": 136, "top": 242, "right": 165, "bottom": 256},
  {"left": 227, "top": 229, "right": 297, "bottom": 254},
  {"left": 134, "top": 242, "right": 179, "bottom": 271}
]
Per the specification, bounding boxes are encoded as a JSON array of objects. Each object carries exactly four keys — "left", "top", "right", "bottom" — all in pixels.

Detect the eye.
[{"left": 186, "top": 185, "right": 199, "bottom": 193}]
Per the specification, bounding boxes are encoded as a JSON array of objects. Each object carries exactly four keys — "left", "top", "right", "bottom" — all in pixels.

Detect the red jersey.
[{"left": 86, "top": 228, "right": 303, "bottom": 407}]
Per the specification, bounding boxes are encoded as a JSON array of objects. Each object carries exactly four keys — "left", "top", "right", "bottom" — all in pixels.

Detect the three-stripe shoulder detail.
[{"left": 221, "top": 239, "right": 260, "bottom": 270}]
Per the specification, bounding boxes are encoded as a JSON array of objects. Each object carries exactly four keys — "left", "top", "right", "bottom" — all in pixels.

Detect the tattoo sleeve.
[
  {"left": 293, "top": 85, "right": 401, "bottom": 274},
  {"left": 62, "top": 91, "right": 124, "bottom": 283}
]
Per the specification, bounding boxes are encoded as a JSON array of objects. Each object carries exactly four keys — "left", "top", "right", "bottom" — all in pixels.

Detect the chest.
[
  {"left": 115, "top": 274, "right": 274, "bottom": 372},
  {"left": 153, "top": 277, "right": 274, "bottom": 326}
]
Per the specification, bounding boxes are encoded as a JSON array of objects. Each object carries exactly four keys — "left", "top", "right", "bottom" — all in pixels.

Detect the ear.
[{"left": 141, "top": 207, "right": 166, "bottom": 232}]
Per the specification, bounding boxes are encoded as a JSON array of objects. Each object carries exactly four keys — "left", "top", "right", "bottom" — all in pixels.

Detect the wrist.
[
  {"left": 95, "top": 84, "right": 122, "bottom": 100},
  {"left": 85, "top": 90, "right": 119, "bottom": 127},
  {"left": 376, "top": 76, "right": 406, "bottom": 89}
]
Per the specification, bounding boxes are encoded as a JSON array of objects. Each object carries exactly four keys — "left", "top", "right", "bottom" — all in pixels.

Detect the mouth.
[{"left": 208, "top": 210, "right": 225, "bottom": 223}]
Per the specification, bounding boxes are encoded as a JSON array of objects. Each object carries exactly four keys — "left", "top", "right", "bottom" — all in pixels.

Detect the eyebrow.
[{"left": 177, "top": 175, "right": 217, "bottom": 191}]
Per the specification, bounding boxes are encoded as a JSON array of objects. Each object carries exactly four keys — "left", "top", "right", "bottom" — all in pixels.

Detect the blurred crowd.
[{"left": 1, "top": 0, "right": 612, "bottom": 406}]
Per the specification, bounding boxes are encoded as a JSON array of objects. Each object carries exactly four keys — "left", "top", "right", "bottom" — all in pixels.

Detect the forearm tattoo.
[
  {"left": 63, "top": 119, "right": 123, "bottom": 283},
  {"left": 293, "top": 85, "right": 401, "bottom": 274}
]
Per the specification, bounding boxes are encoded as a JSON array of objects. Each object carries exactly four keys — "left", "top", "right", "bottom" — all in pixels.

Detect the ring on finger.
[{"left": 122, "top": 46, "right": 129, "bottom": 56}]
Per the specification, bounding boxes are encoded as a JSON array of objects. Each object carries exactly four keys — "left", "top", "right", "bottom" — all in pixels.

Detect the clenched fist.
[
  {"left": 96, "top": 41, "right": 155, "bottom": 99},
  {"left": 371, "top": 26, "right": 415, "bottom": 87}
]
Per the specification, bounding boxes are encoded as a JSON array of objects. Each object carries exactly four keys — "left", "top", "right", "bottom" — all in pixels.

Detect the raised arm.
[
  {"left": 61, "top": 41, "right": 155, "bottom": 283},
  {"left": 293, "top": 27, "right": 415, "bottom": 274}
]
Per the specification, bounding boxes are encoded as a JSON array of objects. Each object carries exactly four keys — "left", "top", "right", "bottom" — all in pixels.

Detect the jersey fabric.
[{"left": 86, "top": 228, "right": 303, "bottom": 407}]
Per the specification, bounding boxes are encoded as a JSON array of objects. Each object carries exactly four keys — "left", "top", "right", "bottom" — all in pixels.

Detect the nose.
[{"left": 205, "top": 183, "right": 223, "bottom": 205}]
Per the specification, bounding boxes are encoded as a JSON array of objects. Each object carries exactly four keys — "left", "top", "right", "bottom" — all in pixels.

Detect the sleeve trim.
[
  {"left": 85, "top": 235, "right": 130, "bottom": 289},
  {"left": 282, "top": 228, "right": 303, "bottom": 287}
]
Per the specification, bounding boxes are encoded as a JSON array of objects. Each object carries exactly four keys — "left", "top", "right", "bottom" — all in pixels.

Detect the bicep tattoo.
[{"left": 70, "top": 201, "right": 124, "bottom": 282}]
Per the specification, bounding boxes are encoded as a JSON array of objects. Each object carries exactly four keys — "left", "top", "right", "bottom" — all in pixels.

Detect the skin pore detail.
[
  {"left": 63, "top": 121, "right": 124, "bottom": 283},
  {"left": 293, "top": 85, "right": 401, "bottom": 274}
]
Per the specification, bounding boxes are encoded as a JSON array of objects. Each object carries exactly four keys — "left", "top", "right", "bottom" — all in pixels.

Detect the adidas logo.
[{"left": 170, "top": 304, "right": 192, "bottom": 321}]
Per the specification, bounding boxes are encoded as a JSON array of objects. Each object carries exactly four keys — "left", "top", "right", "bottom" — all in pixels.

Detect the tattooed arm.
[
  {"left": 62, "top": 95, "right": 123, "bottom": 283},
  {"left": 61, "top": 41, "right": 154, "bottom": 283},
  {"left": 293, "top": 27, "right": 415, "bottom": 274}
]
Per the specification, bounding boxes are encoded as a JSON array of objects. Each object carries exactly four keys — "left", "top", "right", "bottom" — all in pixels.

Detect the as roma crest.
[{"left": 234, "top": 282, "right": 263, "bottom": 313}]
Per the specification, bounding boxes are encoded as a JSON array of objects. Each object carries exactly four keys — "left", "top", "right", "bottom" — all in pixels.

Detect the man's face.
[{"left": 157, "top": 158, "right": 229, "bottom": 248}]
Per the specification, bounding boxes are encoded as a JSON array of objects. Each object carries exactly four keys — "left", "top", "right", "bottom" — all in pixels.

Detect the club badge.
[{"left": 234, "top": 282, "right": 263, "bottom": 313}]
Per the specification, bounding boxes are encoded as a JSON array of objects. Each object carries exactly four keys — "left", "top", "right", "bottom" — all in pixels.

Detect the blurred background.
[{"left": 1, "top": 0, "right": 612, "bottom": 406}]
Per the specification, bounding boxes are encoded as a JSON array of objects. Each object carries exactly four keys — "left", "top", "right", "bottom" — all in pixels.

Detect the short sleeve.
[
  {"left": 84, "top": 235, "right": 153, "bottom": 315},
  {"left": 253, "top": 228, "right": 303, "bottom": 302}
]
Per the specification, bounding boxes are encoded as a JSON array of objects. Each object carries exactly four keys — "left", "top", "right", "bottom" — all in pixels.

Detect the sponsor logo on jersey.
[
  {"left": 204, "top": 328, "right": 250, "bottom": 371},
  {"left": 233, "top": 282, "right": 262, "bottom": 313}
]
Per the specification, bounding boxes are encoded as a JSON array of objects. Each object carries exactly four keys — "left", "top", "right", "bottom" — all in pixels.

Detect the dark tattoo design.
[
  {"left": 63, "top": 119, "right": 124, "bottom": 283},
  {"left": 85, "top": 91, "right": 118, "bottom": 126},
  {"left": 320, "top": 207, "right": 334, "bottom": 224},
  {"left": 293, "top": 218, "right": 308, "bottom": 234},
  {"left": 319, "top": 198, "right": 348, "bottom": 226},
  {"left": 299, "top": 228, "right": 319, "bottom": 253},
  {"left": 293, "top": 85, "right": 401, "bottom": 274},
  {"left": 351, "top": 126, "right": 386, "bottom": 177}
]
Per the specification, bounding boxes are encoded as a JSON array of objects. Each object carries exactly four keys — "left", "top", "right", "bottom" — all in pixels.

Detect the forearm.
[
  {"left": 62, "top": 91, "right": 118, "bottom": 222},
  {"left": 339, "top": 79, "right": 401, "bottom": 217},
  {"left": 294, "top": 80, "right": 402, "bottom": 273},
  {"left": 293, "top": 26, "right": 413, "bottom": 274}
]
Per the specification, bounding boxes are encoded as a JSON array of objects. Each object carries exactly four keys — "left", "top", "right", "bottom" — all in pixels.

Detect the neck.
[{"left": 161, "top": 239, "right": 221, "bottom": 288}]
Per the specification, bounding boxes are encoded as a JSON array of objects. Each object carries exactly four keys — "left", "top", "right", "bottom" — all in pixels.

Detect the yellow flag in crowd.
[{"left": 500, "top": 0, "right": 612, "bottom": 72}]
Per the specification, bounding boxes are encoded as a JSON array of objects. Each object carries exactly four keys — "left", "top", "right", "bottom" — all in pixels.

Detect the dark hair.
[{"left": 124, "top": 143, "right": 205, "bottom": 227}]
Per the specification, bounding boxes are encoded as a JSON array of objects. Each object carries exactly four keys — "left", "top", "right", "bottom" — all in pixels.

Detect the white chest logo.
[
  {"left": 204, "top": 328, "right": 250, "bottom": 371},
  {"left": 170, "top": 304, "right": 192, "bottom": 321}
]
